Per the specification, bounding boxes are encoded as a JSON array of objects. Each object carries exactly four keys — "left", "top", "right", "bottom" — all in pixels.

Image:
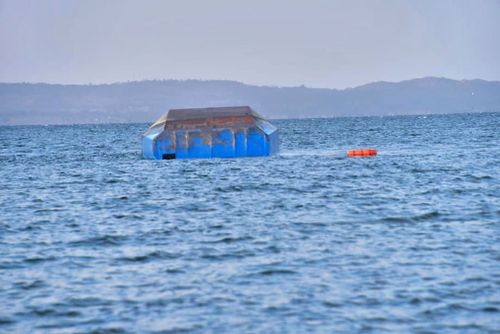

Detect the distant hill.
[{"left": 1, "top": 77, "right": 499, "bottom": 125}]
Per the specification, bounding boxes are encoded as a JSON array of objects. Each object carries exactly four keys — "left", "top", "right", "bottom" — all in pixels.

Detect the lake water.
[{"left": 0, "top": 113, "right": 499, "bottom": 333}]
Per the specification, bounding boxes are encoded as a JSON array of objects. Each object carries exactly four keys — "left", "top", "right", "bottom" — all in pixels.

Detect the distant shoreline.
[
  {"left": 1, "top": 77, "right": 499, "bottom": 126},
  {"left": 1, "top": 76, "right": 499, "bottom": 90}
]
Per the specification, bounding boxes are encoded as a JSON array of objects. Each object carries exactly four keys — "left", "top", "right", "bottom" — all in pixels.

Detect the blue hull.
[
  {"left": 145, "top": 127, "right": 278, "bottom": 160},
  {"left": 142, "top": 107, "right": 279, "bottom": 160}
]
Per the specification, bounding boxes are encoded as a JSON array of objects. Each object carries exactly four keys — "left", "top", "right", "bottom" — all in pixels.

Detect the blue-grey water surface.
[{"left": 0, "top": 113, "right": 499, "bottom": 333}]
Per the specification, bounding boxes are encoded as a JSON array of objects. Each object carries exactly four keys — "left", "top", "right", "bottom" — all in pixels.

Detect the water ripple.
[{"left": 0, "top": 114, "right": 499, "bottom": 333}]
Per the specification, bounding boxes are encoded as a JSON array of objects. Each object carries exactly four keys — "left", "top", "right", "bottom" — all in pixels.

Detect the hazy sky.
[{"left": 0, "top": 0, "right": 499, "bottom": 88}]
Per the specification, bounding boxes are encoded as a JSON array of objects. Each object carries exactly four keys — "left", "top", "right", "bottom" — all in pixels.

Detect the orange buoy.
[{"left": 347, "top": 148, "right": 377, "bottom": 157}]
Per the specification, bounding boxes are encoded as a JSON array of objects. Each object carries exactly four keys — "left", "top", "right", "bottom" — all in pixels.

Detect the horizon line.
[{"left": 0, "top": 76, "right": 498, "bottom": 91}]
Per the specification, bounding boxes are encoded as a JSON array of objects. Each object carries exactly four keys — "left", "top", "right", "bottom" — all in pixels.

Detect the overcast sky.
[{"left": 0, "top": 0, "right": 499, "bottom": 88}]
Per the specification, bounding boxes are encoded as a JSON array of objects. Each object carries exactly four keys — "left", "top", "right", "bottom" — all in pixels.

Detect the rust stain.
[
  {"left": 232, "top": 129, "right": 235, "bottom": 151},
  {"left": 161, "top": 115, "right": 256, "bottom": 151},
  {"left": 165, "top": 115, "right": 254, "bottom": 130}
]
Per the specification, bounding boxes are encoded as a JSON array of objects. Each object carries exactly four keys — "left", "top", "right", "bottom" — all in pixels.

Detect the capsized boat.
[{"left": 142, "top": 106, "right": 279, "bottom": 160}]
